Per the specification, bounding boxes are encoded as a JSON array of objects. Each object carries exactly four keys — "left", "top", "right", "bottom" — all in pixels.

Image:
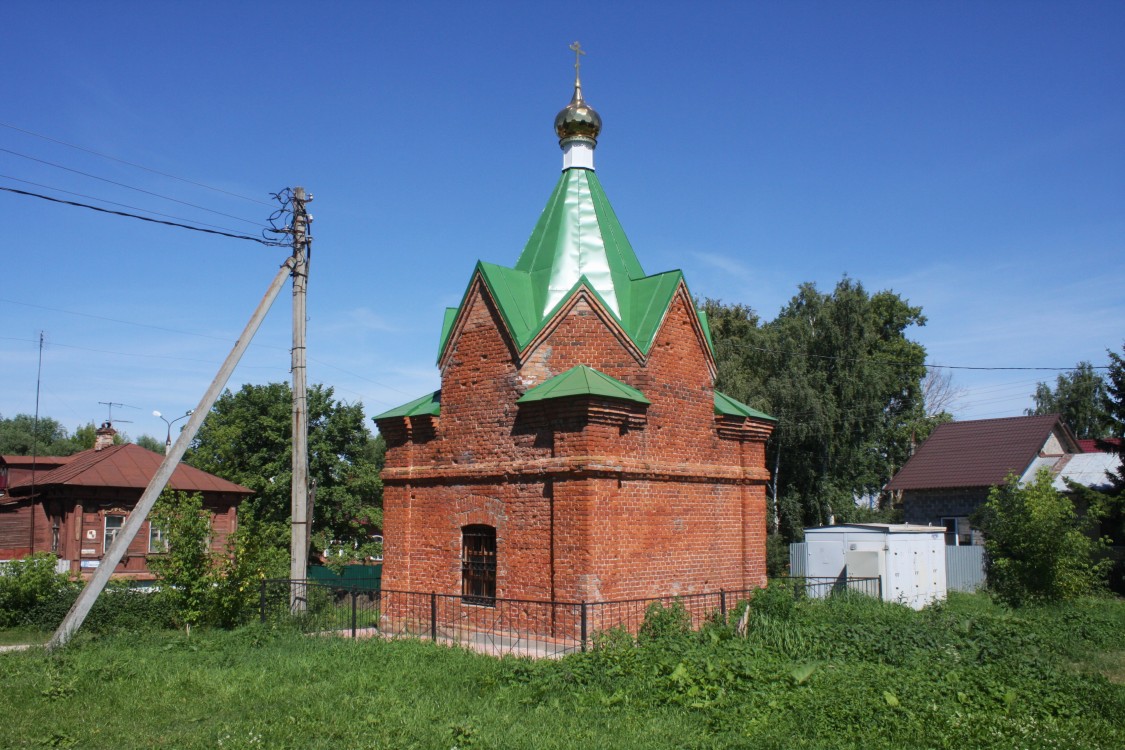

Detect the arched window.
[{"left": 461, "top": 524, "right": 496, "bottom": 606}]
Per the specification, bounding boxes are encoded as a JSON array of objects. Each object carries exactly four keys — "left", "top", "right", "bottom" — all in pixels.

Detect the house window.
[
  {"left": 104, "top": 515, "right": 125, "bottom": 554},
  {"left": 149, "top": 523, "right": 167, "bottom": 553},
  {"left": 942, "top": 517, "right": 972, "bottom": 546},
  {"left": 461, "top": 525, "right": 496, "bottom": 606}
]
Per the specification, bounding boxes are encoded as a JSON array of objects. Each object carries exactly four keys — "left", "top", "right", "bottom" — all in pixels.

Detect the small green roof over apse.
[
  {"left": 372, "top": 390, "right": 440, "bottom": 421},
  {"left": 713, "top": 390, "right": 777, "bottom": 422},
  {"left": 517, "top": 365, "right": 651, "bottom": 405}
]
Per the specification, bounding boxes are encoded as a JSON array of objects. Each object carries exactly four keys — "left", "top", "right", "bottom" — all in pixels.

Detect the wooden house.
[{"left": 0, "top": 424, "right": 250, "bottom": 579}]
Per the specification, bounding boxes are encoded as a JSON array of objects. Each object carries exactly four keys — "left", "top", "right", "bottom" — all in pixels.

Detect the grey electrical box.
[{"left": 802, "top": 523, "right": 947, "bottom": 609}]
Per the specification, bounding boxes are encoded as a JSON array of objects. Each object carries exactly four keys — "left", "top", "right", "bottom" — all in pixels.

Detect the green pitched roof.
[
  {"left": 437, "top": 168, "right": 707, "bottom": 362},
  {"left": 517, "top": 365, "right": 650, "bottom": 405},
  {"left": 714, "top": 390, "right": 776, "bottom": 422},
  {"left": 515, "top": 168, "right": 644, "bottom": 319},
  {"left": 372, "top": 390, "right": 441, "bottom": 421}
]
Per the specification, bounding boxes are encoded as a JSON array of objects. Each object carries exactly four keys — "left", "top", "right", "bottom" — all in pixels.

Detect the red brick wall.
[{"left": 381, "top": 276, "right": 772, "bottom": 613}]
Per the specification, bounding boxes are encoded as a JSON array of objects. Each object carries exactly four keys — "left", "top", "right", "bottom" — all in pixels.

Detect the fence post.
[
  {"left": 877, "top": 576, "right": 883, "bottom": 601},
  {"left": 580, "top": 601, "right": 587, "bottom": 653},
  {"left": 719, "top": 589, "right": 726, "bottom": 617},
  {"left": 259, "top": 579, "right": 267, "bottom": 624},
  {"left": 351, "top": 589, "right": 358, "bottom": 639},
  {"left": 430, "top": 592, "right": 437, "bottom": 642}
]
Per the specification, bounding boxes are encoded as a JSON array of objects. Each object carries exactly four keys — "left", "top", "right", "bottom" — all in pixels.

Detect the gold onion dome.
[
  {"left": 555, "top": 86, "right": 601, "bottom": 144},
  {"left": 555, "top": 41, "right": 601, "bottom": 145}
]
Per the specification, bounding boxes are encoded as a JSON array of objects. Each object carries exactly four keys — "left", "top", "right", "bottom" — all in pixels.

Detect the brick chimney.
[{"left": 94, "top": 421, "right": 116, "bottom": 451}]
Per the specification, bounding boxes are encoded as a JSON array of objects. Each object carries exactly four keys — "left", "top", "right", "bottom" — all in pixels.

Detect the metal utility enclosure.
[{"left": 802, "top": 523, "right": 947, "bottom": 610}]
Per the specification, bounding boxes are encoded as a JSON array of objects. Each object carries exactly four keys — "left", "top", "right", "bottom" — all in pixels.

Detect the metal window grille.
[{"left": 461, "top": 525, "right": 496, "bottom": 606}]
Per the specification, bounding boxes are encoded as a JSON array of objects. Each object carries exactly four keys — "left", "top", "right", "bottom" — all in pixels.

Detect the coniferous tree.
[{"left": 1104, "top": 342, "right": 1125, "bottom": 495}]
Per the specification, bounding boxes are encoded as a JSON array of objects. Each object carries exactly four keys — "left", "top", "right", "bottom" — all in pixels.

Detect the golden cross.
[{"left": 569, "top": 41, "right": 585, "bottom": 82}]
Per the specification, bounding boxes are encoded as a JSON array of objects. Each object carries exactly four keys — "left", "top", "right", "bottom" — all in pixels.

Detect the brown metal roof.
[
  {"left": 886, "top": 414, "right": 1072, "bottom": 491},
  {"left": 1, "top": 454, "right": 71, "bottom": 468},
  {"left": 8, "top": 443, "right": 251, "bottom": 496}
]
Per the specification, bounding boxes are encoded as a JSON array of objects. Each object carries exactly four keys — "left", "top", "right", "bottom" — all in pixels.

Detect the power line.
[
  {"left": 0, "top": 297, "right": 287, "bottom": 347},
  {"left": 0, "top": 298, "right": 420, "bottom": 399},
  {"left": 0, "top": 148, "right": 264, "bottom": 226},
  {"left": 0, "top": 173, "right": 256, "bottom": 235},
  {"left": 723, "top": 341, "right": 1111, "bottom": 372},
  {"left": 0, "top": 186, "right": 286, "bottom": 246},
  {"left": 0, "top": 120, "right": 274, "bottom": 207},
  {"left": 0, "top": 334, "right": 279, "bottom": 368}
]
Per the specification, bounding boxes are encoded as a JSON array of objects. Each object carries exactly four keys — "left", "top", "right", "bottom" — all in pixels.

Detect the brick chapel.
[{"left": 374, "top": 61, "right": 775, "bottom": 610}]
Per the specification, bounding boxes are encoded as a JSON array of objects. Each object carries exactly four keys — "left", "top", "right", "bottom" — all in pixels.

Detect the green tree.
[
  {"left": 704, "top": 277, "right": 927, "bottom": 536},
  {"left": 185, "top": 383, "right": 383, "bottom": 564},
  {"left": 0, "top": 414, "right": 82, "bottom": 456},
  {"left": 1104, "top": 342, "right": 1125, "bottom": 495},
  {"left": 148, "top": 491, "right": 216, "bottom": 633},
  {"left": 972, "top": 469, "right": 1110, "bottom": 606},
  {"left": 134, "top": 434, "right": 166, "bottom": 454},
  {"left": 1026, "top": 361, "right": 1112, "bottom": 439}
]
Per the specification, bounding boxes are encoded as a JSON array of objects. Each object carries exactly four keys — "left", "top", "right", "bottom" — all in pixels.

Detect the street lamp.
[{"left": 153, "top": 410, "right": 193, "bottom": 455}]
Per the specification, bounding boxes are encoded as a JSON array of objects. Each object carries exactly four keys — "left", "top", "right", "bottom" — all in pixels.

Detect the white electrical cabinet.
[{"left": 802, "top": 523, "right": 947, "bottom": 610}]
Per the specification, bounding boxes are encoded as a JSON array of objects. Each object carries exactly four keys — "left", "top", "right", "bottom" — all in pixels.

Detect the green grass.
[{"left": 1, "top": 592, "right": 1123, "bottom": 749}]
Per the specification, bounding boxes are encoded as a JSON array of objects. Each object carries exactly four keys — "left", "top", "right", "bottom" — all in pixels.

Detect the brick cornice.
[
  {"left": 383, "top": 455, "right": 771, "bottom": 485},
  {"left": 715, "top": 416, "right": 775, "bottom": 441}
]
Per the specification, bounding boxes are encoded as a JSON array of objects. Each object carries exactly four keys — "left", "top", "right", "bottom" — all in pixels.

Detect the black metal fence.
[{"left": 259, "top": 575, "right": 882, "bottom": 657}]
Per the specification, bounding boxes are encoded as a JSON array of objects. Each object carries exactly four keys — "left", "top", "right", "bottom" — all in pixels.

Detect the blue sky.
[{"left": 3, "top": 1, "right": 1123, "bottom": 443}]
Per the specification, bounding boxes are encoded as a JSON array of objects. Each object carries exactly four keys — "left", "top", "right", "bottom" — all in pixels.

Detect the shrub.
[
  {"left": 0, "top": 553, "right": 75, "bottom": 627},
  {"left": 973, "top": 469, "right": 1111, "bottom": 606},
  {"left": 149, "top": 491, "right": 216, "bottom": 632},
  {"left": 23, "top": 580, "right": 176, "bottom": 633},
  {"left": 765, "top": 533, "right": 790, "bottom": 577},
  {"left": 149, "top": 492, "right": 285, "bottom": 631},
  {"left": 637, "top": 600, "right": 692, "bottom": 643}
]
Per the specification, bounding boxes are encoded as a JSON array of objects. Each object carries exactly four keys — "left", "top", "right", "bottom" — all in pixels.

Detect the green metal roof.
[
  {"left": 515, "top": 168, "right": 644, "bottom": 318},
  {"left": 714, "top": 390, "right": 776, "bottom": 422},
  {"left": 697, "top": 308, "right": 714, "bottom": 350},
  {"left": 516, "top": 365, "right": 651, "bottom": 405},
  {"left": 438, "top": 168, "right": 709, "bottom": 362},
  {"left": 372, "top": 390, "right": 441, "bottom": 421}
]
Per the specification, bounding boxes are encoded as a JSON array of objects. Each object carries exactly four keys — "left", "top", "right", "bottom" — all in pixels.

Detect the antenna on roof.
[{"left": 98, "top": 401, "right": 138, "bottom": 424}]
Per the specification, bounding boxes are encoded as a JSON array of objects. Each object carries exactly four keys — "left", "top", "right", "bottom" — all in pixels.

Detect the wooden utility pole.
[{"left": 289, "top": 187, "right": 311, "bottom": 608}]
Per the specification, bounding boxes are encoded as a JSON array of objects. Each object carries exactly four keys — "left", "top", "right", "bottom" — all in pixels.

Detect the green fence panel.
[{"left": 308, "top": 564, "right": 382, "bottom": 590}]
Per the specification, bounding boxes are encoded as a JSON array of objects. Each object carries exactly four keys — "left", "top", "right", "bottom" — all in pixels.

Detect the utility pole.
[
  {"left": 289, "top": 187, "right": 311, "bottom": 609},
  {"left": 49, "top": 256, "right": 299, "bottom": 649}
]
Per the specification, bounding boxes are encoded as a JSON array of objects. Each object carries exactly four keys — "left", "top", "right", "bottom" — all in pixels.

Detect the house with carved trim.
[{"left": 0, "top": 423, "right": 250, "bottom": 578}]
